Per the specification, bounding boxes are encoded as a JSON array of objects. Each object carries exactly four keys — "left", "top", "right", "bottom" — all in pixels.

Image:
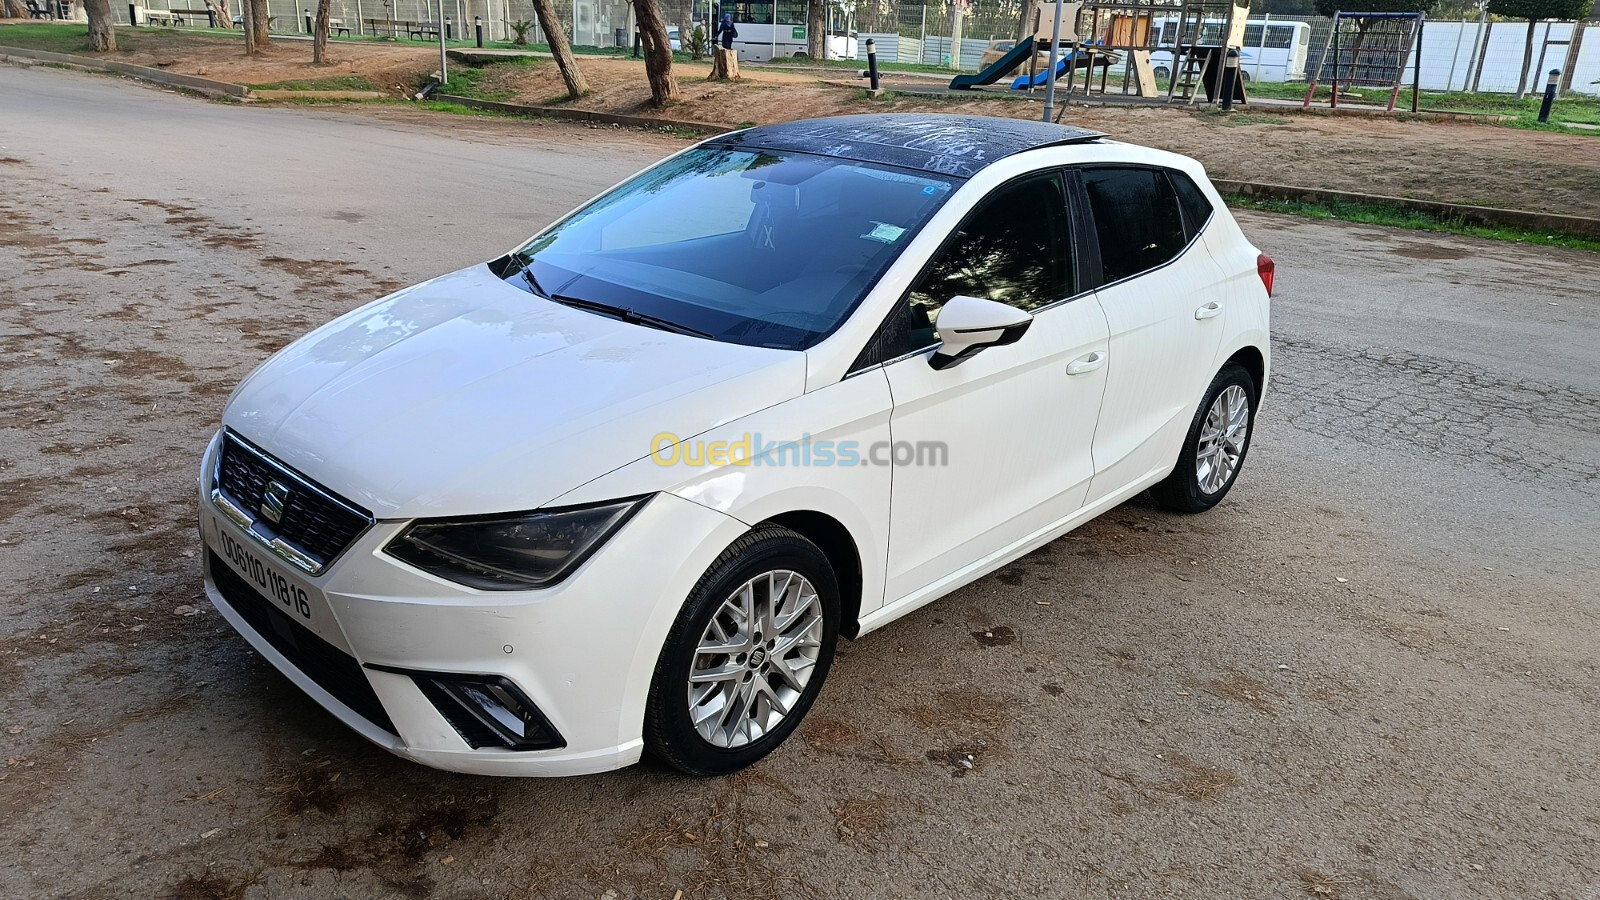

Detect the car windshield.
[{"left": 502, "top": 146, "right": 960, "bottom": 350}]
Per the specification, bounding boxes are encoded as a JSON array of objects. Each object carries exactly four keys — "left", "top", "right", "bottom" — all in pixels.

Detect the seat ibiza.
[{"left": 198, "top": 114, "right": 1272, "bottom": 777}]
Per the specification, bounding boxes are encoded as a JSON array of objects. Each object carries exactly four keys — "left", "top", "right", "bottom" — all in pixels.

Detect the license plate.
[{"left": 206, "top": 514, "right": 319, "bottom": 625}]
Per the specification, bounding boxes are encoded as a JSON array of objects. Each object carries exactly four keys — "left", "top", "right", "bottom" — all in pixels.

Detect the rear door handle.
[
  {"left": 1194, "top": 301, "right": 1223, "bottom": 320},
  {"left": 1066, "top": 351, "right": 1106, "bottom": 375}
]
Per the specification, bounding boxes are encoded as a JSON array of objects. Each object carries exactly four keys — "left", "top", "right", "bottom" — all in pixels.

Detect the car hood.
[{"left": 223, "top": 265, "right": 805, "bottom": 519}]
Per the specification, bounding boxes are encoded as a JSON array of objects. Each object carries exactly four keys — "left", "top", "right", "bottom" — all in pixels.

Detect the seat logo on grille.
[{"left": 260, "top": 480, "right": 291, "bottom": 525}]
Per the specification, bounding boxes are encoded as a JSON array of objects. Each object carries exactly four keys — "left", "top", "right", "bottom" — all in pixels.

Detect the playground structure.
[
  {"left": 1301, "top": 11, "right": 1424, "bottom": 113},
  {"left": 948, "top": 0, "right": 1251, "bottom": 106}
]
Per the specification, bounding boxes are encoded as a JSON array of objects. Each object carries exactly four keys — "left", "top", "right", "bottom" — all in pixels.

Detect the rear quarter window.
[{"left": 1168, "top": 169, "right": 1215, "bottom": 240}]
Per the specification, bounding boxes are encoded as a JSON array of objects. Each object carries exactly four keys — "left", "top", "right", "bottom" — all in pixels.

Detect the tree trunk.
[
  {"left": 633, "top": 0, "right": 681, "bottom": 106},
  {"left": 807, "top": 0, "right": 824, "bottom": 58},
  {"left": 248, "top": 0, "right": 270, "bottom": 49},
  {"left": 3, "top": 0, "right": 30, "bottom": 20},
  {"left": 83, "top": 0, "right": 116, "bottom": 51},
  {"left": 203, "top": 0, "right": 230, "bottom": 28},
  {"left": 313, "top": 0, "right": 331, "bottom": 62},
  {"left": 531, "top": 0, "right": 589, "bottom": 99},
  {"left": 1514, "top": 18, "right": 1536, "bottom": 100}
]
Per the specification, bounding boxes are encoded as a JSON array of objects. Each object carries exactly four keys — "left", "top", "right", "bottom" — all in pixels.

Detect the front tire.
[
  {"left": 644, "top": 525, "right": 840, "bottom": 776},
  {"left": 1151, "top": 362, "right": 1257, "bottom": 514}
]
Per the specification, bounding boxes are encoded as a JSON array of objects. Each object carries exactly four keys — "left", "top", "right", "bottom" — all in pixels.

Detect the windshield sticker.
[{"left": 863, "top": 222, "right": 907, "bottom": 244}]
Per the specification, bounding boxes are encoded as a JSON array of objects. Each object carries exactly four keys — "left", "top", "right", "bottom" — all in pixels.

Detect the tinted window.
[
  {"left": 507, "top": 147, "right": 956, "bottom": 351},
  {"left": 1082, "top": 167, "right": 1188, "bottom": 285},
  {"left": 1168, "top": 169, "right": 1214, "bottom": 239},
  {"left": 876, "top": 172, "right": 1069, "bottom": 359}
]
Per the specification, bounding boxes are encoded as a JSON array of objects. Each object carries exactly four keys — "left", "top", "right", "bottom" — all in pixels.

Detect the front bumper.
[{"left": 197, "top": 435, "right": 750, "bottom": 777}]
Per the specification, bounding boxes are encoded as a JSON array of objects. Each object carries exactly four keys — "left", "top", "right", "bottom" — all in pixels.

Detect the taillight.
[{"left": 1257, "top": 253, "right": 1275, "bottom": 297}]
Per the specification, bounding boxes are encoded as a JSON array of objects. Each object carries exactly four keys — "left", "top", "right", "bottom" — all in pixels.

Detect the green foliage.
[
  {"left": 509, "top": 19, "right": 534, "bottom": 46},
  {"left": 1486, "top": 0, "right": 1592, "bottom": 19},
  {"left": 1312, "top": 0, "right": 1436, "bottom": 17},
  {"left": 246, "top": 75, "right": 378, "bottom": 91},
  {"left": 687, "top": 25, "right": 707, "bottom": 60}
]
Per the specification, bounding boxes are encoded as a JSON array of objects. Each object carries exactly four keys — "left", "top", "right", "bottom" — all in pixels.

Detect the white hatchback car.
[{"left": 199, "top": 114, "right": 1272, "bottom": 777}]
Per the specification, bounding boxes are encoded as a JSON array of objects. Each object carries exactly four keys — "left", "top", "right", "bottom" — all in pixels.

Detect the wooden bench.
[
  {"left": 141, "top": 9, "right": 180, "bottom": 25},
  {"left": 361, "top": 16, "right": 401, "bottom": 37},
  {"left": 24, "top": 0, "right": 53, "bottom": 19},
  {"left": 407, "top": 20, "right": 441, "bottom": 40},
  {"left": 168, "top": 7, "right": 217, "bottom": 26},
  {"left": 327, "top": 16, "right": 349, "bottom": 36}
]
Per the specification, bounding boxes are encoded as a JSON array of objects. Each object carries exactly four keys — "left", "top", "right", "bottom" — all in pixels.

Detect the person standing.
[{"left": 717, "top": 13, "right": 737, "bottom": 50}]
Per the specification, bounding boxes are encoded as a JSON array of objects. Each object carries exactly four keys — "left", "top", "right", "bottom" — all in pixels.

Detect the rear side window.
[
  {"left": 1168, "top": 170, "right": 1214, "bottom": 239},
  {"left": 1081, "top": 167, "right": 1188, "bottom": 285}
]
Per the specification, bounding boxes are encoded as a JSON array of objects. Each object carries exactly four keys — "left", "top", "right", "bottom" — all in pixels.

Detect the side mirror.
[{"left": 928, "top": 295, "right": 1034, "bottom": 370}]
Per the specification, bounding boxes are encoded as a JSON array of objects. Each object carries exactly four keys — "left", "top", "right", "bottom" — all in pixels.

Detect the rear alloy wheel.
[
  {"left": 645, "top": 526, "right": 839, "bottom": 775},
  {"left": 1152, "top": 362, "right": 1257, "bottom": 513}
]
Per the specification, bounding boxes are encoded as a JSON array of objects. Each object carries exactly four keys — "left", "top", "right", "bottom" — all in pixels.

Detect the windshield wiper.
[
  {"left": 548, "top": 294, "right": 712, "bottom": 339},
  {"left": 507, "top": 252, "right": 549, "bottom": 299}
]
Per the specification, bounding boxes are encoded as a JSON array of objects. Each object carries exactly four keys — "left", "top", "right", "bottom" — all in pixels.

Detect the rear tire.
[
  {"left": 1151, "top": 362, "right": 1257, "bottom": 514},
  {"left": 644, "top": 525, "right": 839, "bottom": 776}
]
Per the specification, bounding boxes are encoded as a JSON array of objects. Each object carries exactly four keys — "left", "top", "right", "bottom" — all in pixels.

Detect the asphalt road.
[{"left": 2, "top": 64, "right": 1597, "bottom": 900}]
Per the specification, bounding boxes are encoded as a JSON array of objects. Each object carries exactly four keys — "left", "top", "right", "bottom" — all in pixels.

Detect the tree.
[
  {"left": 2, "top": 0, "right": 30, "bottom": 19},
  {"left": 83, "top": 0, "right": 116, "bottom": 51},
  {"left": 202, "top": 0, "right": 231, "bottom": 29},
  {"left": 244, "top": 0, "right": 270, "bottom": 50},
  {"left": 1487, "top": 0, "right": 1592, "bottom": 98},
  {"left": 312, "top": 0, "right": 332, "bottom": 63},
  {"left": 633, "top": 0, "right": 682, "bottom": 106},
  {"left": 530, "top": 0, "right": 590, "bottom": 99},
  {"left": 807, "top": 0, "right": 826, "bottom": 59}
]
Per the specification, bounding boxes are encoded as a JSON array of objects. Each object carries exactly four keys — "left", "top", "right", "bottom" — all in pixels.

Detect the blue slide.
[
  {"left": 1009, "top": 48, "right": 1096, "bottom": 89},
  {"left": 949, "top": 37, "right": 1037, "bottom": 90}
]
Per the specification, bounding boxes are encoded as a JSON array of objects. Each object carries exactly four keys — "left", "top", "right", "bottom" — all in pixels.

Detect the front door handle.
[
  {"left": 1194, "top": 301, "right": 1223, "bottom": 320},
  {"left": 1066, "top": 350, "right": 1107, "bottom": 375}
]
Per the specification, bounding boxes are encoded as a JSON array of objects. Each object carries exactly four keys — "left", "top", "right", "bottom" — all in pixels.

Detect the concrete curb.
[
  {"left": 1216, "top": 180, "right": 1600, "bottom": 240},
  {"left": 433, "top": 94, "right": 733, "bottom": 135},
  {"left": 0, "top": 44, "right": 250, "bottom": 97}
]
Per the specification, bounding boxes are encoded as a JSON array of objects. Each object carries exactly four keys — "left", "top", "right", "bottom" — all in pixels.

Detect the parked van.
[{"left": 1148, "top": 18, "right": 1311, "bottom": 83}]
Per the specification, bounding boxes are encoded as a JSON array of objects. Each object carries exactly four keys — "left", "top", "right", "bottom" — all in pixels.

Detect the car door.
[
  {"left": 1076, "top": 165, "right": 1228, "bottom": 507},
  {"left": 874, "top": 170, "right": 1112, "bottom": 603}
]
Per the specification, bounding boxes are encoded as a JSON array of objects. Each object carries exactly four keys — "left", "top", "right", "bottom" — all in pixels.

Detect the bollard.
[
  {"left": 304, "top": 9, "right": 312, "bottom": 33},
  {"left": 206, "top": 8, "right": 215, "bottom": 27},
  {"left": 1221, "top": 47, "right": 1240, "bottom": 110},
  {"left": 1538, "top": 68, "right": 1560, "bottom": 124},
  {"left": 445, "top": 17, "right": 452, "bottom": 39},
  {"left": 866, "top": 38, "right": 880, "bottom": 92},
  {"left": 128, "top": 2, "right": 137, "bottom": 25},
  {"left": 474, "top": 15, "right": 483, "bottom": 48}
]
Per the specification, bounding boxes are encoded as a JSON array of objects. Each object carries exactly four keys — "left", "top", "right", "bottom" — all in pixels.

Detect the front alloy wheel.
[{"left": 646, "top": 526, "right": 839, "bottom": 775}]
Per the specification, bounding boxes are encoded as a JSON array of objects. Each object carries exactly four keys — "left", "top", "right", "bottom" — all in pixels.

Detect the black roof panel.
[{"left": 711, "top": 114, "right": 1104, "bottom": 180}]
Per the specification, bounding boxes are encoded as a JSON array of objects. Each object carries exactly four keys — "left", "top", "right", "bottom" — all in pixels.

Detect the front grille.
[
  {"left": 216, "top": 433, "right": 370, "bottom": 571},
  {"left": 208, "top": 550, "right": 397, "bottom": 736}
]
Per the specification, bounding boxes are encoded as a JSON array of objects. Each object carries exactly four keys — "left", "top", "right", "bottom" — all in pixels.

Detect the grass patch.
[
  {"left": 435, "top": 56, "right": 545, "bottom": 101},
  {"left": 1195, "top": 109, "right": 1292, "bottom": 126},
  {"left": 246, "top": 74, "right": 378, "bottom": 91},
  {"left": 1226, "top": 193, "right": 1600, "bottom": 253}
]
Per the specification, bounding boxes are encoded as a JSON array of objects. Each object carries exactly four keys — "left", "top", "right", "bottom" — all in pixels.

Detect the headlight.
[{"left": 383, "top": 496, "right": 650, "bottom": 590}]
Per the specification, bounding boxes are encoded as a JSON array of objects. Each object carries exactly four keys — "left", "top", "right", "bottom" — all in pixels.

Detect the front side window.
[
  {"left": 1081, "top": 166, "right": 1188, "bottom": 285},
  {"left": 872, "top": 172, "right": 1070, "bottom": 360},
  {"left": 505, "top": 147, "right": 958, "bottom": 351}
]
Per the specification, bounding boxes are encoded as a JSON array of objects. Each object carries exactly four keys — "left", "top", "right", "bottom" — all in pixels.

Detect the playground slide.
[
  {"left": 949, "top": 37, "right": 1037, "bottom": 91},
  {"left": 1009, "top": 50, "right": 1095, "bottom": 90}
]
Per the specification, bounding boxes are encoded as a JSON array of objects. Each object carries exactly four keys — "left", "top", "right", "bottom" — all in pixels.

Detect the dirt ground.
[
  {"left": 5, "top": 22, "right": 1598, "bottom": 218},
  {"left": 3, "top": 65, "right": 1600, "bottom": 900}
]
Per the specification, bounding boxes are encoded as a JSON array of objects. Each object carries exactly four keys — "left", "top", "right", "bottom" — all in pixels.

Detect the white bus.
[
  {"left": 715, "top": 0, "right": 855, "bottom": 61},
  {"left": 1148, "top": 18, "right": 1312, "bottom": 83}
]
